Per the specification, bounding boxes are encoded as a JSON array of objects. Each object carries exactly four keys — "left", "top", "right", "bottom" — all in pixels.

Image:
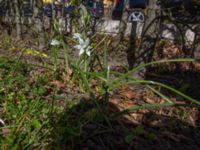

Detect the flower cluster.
[{"left": 73, "top": 33, "right": 92, "bottom": 56}]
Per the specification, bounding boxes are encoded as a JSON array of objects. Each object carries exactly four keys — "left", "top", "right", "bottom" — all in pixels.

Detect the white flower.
[
  {"left": 73, "top": 33, "right": 83, "bottom": 42},
  {"left": 73, "top": 33, "right": 91, "bottom": 56},
  {"left": 50, "top": 39, "right": 60, "bottom": 46}
]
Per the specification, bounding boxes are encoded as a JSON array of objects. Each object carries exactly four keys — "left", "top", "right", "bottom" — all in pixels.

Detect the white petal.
[
  {"left": 0, "top": 118, "right": 5, "bottom": 125},
  {"left": 79, "top": 48, "right": 85, "bottom": 56},
  {"left": 73, "top": 33, "right": 81, "bottom": 39},
  {"left": 51, "top": 39, "right": 60, "bottom": 46},
  {"left": 74, "top": 45, "right": 82, "bottom": 50},
  {"left": 79, "top": 38, "right": 85, "bottom": 45},
  {"left": 87, "top": 46, "right": 92, "bottom": 50},
  {"left": 107, "top": 65, "right": 110, "bottom": 71},
  {"left": 73, "top": 33, "right": 83, "bottom": 43},
  {"left": 86, "top": 50, "right": 91, "bottom": 56},
  {"left": 85, "top": 38, "right": 90, "bottom": 45},
  {"left": 85, "top": 47, "right": 91, "bottom": 56},
  {"left": 79, "top": 39, "right": 87, "bottom": 46}
]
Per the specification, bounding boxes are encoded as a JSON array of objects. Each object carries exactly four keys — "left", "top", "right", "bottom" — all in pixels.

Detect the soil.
[{"left": 0, "top": 34, "right": 200, "bottom": 150}]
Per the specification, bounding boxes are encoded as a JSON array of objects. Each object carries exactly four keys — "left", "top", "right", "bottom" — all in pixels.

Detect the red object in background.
[{"left": 116, "top": 0, "right": 121, "bottom": 6}]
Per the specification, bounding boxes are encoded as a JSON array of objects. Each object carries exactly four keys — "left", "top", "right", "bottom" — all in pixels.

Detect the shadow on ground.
[
  {"left": 49, "top": 96, "right": 200, "bottom": 150},
  {"left": 146, "top": 65, "right": 200, "bottom": 100}
]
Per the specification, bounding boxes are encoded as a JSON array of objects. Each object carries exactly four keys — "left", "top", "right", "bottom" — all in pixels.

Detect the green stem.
[
  {"left": 61, "top": 38, "right": 71, "bottom": 74},
  {"left": 112, "top": 102, "right": 177, "bottom": 118},
  {"left": 111, "top": 79, "right": 200, "bottom": 106},
  {"left": 53, "top": 47, "right": 58, "bottom": 71},
  {"left": 119, "top": 58, "right": 194, "bottom": 80}
]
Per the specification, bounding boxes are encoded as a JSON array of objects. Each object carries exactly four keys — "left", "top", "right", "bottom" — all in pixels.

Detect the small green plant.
[
  {"left": 0, "top": 57, "right": 65, "bottom": 149},
  {"left": 0, "top": 4, "right": 200, "bottom": 148},
  {"left": 50, "top": 19, "right": 71, "bottom": 74}
]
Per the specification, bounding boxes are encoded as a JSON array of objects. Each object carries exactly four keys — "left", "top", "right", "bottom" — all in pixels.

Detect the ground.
[{"left": 0, "top": 33, "right": 200, "bottom": 149}]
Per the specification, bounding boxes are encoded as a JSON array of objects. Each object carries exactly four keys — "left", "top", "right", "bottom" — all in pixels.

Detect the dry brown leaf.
[
  {"left": 1, "top": 128, "right": 10, "bottom": 137},
  {"left": 50, "top": 80, "right": 66, "bottom": 88},
  {"left": 120, "top": 87, "right": 135, "bottom": 99}
]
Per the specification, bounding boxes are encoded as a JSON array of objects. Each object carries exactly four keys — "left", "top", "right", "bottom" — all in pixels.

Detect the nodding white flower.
[
  {"left": 73, "top": 33, "right": 92, "bottom": 56},
  {"left": 50, "top": 39, "right": 60, "bottom": 46}
]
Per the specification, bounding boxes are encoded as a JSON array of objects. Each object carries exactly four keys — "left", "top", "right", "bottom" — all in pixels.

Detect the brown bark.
[
  {"left": 127, "top": 22, "right": 137, "bottom": 70},
  {"left": 194, "top": 25, "right": 200, "bottom": 61},
  {"left": 2, "top": 0, "right": 14, "bottom": 35},
  {"left": 117, "top": 0, "right": 128, "bottom": 41},
  {"left": 14, "top": 0, "right": 22, "bottom": 39},
  {"left": 112, "top": 0, "right": 129, "bottom": 47},
  {"left": 33, "top": 0, "right": 46, "bottom": 49}
]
